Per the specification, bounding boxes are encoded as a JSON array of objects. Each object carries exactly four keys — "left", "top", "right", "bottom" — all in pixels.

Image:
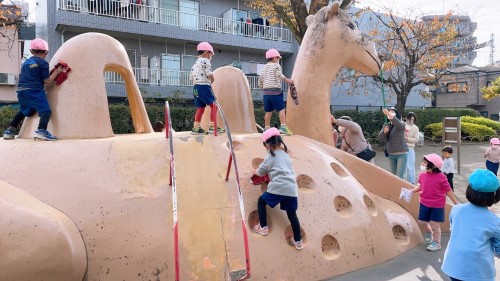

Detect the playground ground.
[{"left": 325, "top": 141, "right": 500, "bottom": 281}]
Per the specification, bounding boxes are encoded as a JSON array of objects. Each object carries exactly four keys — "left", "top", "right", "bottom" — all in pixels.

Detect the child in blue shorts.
[
  {"left": 189, "top": 41, "right": 224, "bottom": 135},
  {"left": 3, "top": 38, "right": 65, "bottom": 141},
  {"left": 442, "top": 169, "right": 500, "bottom": 281},
  {"left": 258, "top": 49, "right": 294, "bottom": 135},
  {"left": 411, "top": 153, "right": 459, "bottom": 251},
  {"left": 252, "top": 127, "right": 303, "bottom": 249}
]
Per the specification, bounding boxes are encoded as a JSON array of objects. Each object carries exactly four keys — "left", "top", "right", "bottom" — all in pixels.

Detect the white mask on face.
[{"left": 420, "top": 165, "right": 427, "bottom": 171}]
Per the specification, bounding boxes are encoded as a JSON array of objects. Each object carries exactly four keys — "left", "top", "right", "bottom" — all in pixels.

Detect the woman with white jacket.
[{"left": 405, "top": 112, "right": 420, "bottom": 184}]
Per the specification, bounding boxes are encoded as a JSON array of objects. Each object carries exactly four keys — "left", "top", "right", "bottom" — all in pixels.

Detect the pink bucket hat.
[
  {"left": 424, "top": 153, "right": 443, "bottom": 169},
  {"left": 265, "top": 48, "right": 281, "bottom": 59},
  {"left": 30, "top": 38, "right": 49, "bottom": 51},
  {"left": 490, "top": 137, "right": 500, "bottom": 145},
  {"left": 262, "top": 127, "right": 280, "bottom": 142}
]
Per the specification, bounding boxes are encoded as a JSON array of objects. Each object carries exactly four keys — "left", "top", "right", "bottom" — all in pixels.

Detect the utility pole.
[{"left": 490, "top": 33, "right": 495, "bottom": 66}]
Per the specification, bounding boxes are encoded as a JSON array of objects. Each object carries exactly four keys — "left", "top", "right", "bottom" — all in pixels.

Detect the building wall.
[{"left": 0, "top": 26, "right": 22, "bottom": 103}]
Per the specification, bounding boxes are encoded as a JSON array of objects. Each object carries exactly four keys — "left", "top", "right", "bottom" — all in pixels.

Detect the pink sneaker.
[
  {"left": 252, "top": 224, "right": 269, "bottom": 236},
  {"left": 288, "top": 238, "right": 304, "bottom": 250}
]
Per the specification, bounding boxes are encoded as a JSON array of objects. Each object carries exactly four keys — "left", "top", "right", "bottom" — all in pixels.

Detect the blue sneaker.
[
  {"left": 34, "top": 129, "right": 57, "bottom": 141},
  {"left": 3, "top": 129, "right": 15, "bottom": 140}
]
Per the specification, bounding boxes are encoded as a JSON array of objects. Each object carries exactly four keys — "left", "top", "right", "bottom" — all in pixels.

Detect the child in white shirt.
[{"left": 441, "top": 146, "right": 455, "bottom": 191}]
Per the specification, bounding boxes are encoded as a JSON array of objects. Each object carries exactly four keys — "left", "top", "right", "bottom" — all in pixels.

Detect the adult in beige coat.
[{"left": 405, "top": 112, "right": 420, "bottom": 184}]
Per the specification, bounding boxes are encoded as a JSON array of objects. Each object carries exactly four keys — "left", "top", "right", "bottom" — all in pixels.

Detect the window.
[
  {"left": 181, "top": 55, "right": 197, "bottom": 85},
  {"left": 446, "top": 82, "right": 468, "bottom": 93},
  {"left": 179, "top": 0, "right": 199, "bottom": 29},
  {"left": 233, "top": 60, "right": 266, "bottom": 75},
  {"left": 161, "top": 54, "right": 180, "bottom": 85}
]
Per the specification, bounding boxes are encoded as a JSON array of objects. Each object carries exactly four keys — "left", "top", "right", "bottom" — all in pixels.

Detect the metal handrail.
[
  {"left": 56, "top": 0, "right": 292, "bottom": 43},
  {"left": 164, "top": 101, "right": 180, "bottom": 281},
  {"left": 212, "top": 100, "right": 251, "bottom": 280},
  {"left": 103, "top": 68, "right": 288, "bottom": 90}
]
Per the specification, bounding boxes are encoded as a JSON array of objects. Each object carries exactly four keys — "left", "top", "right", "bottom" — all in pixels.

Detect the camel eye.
[{"left": 348, "top": 22, "right": 355, "bottom": 30}]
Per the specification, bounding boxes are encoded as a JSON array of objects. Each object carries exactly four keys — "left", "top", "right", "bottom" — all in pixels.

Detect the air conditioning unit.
[{"left": 0, "top": 73, "right": 16, "bottom": 86}]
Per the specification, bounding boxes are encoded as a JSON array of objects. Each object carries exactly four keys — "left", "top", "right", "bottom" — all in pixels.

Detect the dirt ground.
[{"left": 372, "top": 141, "right": 500, "bottom": 213}]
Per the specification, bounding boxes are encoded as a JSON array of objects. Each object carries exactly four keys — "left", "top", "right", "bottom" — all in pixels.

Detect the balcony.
[
  {"left": 103, "top": 68, "right": 287, "bottom": 91},
  {"left": 57, "top": 0, "right": 293, "bottom": 43}
]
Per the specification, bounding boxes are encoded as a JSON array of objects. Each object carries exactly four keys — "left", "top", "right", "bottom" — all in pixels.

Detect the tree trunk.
[{"left": 395, "top": 94, "right": 408, "bottom": 114}]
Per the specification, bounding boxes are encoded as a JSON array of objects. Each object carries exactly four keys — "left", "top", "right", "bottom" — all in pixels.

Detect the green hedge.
[
  {"left": 0, "top": 104, "right": 481, "bottom": 137},
  {"left": 0, "top": 106, "right": 17, "bottom": 132},
  {"left": 332, "top": 108, "right": 479, "bottom": 140},
  {"left": 424, "top": 121, "right": 497, "bottom": 142},
  {"left": 461, "top": 116, "right": 500, "bottom": 133}
]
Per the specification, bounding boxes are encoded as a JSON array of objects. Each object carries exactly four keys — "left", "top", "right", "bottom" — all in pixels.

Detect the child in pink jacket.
[{"left": 484, "top": 137, "right": 500, "bottom": 175}]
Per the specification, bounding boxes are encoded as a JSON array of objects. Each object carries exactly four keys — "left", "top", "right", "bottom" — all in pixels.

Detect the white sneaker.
[
  {"left": 288, "top": 238, "right": 303, "bottom": 250},
  {"left": 252, "top": 224, "right": 268, "bottom": 236}
]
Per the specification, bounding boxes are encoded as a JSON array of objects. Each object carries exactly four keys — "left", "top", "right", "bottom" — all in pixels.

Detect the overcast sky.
[
  {"left": 17, "top": 0, "right": 499, "bottom": 66},
  {"left": 357, "top": 0, "right": 499, "bottom": 66}
]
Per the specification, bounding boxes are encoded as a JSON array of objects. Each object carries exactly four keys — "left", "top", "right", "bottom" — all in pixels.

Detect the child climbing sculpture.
[
  {"left": 252, "top": 128, "right": 303, "bottom": 250},
  {"left": 258, "top": 48, "right": 294, "bottom": 135},
  {"left": 189, "top": 41, "right": 225, "bottom": 135},
  {"left": 3, "top": 38, "right": 66, "bottom": 141}
]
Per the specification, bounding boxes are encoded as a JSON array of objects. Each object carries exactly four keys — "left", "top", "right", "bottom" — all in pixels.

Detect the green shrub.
[
  {"left": 109, "top": 104, "right": 133, "bottom": 134},
  {"left": 424, "top": 121, "right": 496, "bottom": 142},
  {"left": 0, "top": 106, "right": 18, "bottom": 132},
  {"left": 423, "top": 123, "right": 443, "bottom": 141},
  {"left": 461, "top": 116, "right": 500, "bottom": 133},
  {"left": 463, "top": 122, "right": 497, "bottom": 141}
]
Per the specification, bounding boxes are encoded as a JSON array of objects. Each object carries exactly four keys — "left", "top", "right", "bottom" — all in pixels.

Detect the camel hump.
[
  {"left": 0, "top": 180, "right": 87, "bottom": 280},
  {"left": 201, "top": 66, "right": 257, "bottom": 134},
  {"left": 18, "top": 32, "right": 152, "bottom": 140}
]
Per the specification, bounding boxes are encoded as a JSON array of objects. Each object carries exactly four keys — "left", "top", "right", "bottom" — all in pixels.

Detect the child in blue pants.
[
  {"left": 3, "top": 38, "right": 64, "bottom": 141},
  {"left": 252, "top": 128, "right": 303, "bottom": 250}
]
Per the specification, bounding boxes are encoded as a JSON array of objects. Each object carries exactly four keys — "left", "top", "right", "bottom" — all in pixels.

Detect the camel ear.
[{"left": 326, "top": 1, "right": 340, "bottom": 21}]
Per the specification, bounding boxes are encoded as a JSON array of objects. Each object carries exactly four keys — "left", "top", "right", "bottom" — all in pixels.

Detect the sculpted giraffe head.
[
  {"left": 286, "top": 2, "right": 381, "bottom": 146},
  {"left": 301, "top": 1, "right": 380, "bottom": 75}
]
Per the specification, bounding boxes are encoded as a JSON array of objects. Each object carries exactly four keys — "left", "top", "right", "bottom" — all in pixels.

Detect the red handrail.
[{"left": 165, "top": 101, "right": 180, "bottom": 281}]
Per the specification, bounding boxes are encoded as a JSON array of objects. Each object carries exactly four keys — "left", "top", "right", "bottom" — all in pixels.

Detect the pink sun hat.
[
  {"left": 423, "top": 153, "right": 443, "bottom": 169},
  {"left": 262, "top": 127, "right": 280, "bottom": 142}
]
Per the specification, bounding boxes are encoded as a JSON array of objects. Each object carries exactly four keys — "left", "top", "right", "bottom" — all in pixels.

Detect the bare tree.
[
  {"left": 246, "top": 0, "right": 353, "bottom": 44},
  {"left": 0, "top": 3, "right": 23, "bottom": 56},
  {"left": 362, "top": 9, "right": 470, "bottom": 112}
]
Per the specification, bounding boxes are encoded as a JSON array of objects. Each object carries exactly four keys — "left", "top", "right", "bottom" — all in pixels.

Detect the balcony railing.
[
  {"left": 103, "top": 67, "right": 288, "bottom": 91},
  {"left": 57, "top": 0, "right": 293, "bottom": 43}
]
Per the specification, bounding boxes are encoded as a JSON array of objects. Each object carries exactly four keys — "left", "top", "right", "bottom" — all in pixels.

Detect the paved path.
[{"left": 324, "top": 142, "right": 500, "bottom": 281}]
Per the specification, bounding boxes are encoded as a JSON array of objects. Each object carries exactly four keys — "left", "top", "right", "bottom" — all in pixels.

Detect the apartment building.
[
  {"left": 435, "top": 65, "right": 500, "bottom": 119},
  {"left": 35, "top": 0, "right": 295, "bottom": 101}
]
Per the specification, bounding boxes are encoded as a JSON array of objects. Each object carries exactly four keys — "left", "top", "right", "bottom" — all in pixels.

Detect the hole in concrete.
[
  {"left": 251, "top": 158, "right": 264, "bottom": 170},
  {"left": 296, "top": 174, "right": 315, "bottom": 193},
  {"left": 248, "top": 210, "right": 272, "bottom": 234},
  {"left": 334, "top": 196, "right": 353, "bottom": 217},
  {"left": 330, "top": 162, "right": 349, "bottom": 178},
  {"left": 322, "top": 235, "right": 341, "bottom": 260},
  {"left": 392, "top": 225, "right": 409, "bottom": 244},
  {"left": 363, "top": 195, "right": 378, "bottom": 216},
  {"left": 226, "top": 141, "right": 242, "bottom": 151},
  {"left": 284, "top": 226, "right": 306, "bottom": 248}
]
